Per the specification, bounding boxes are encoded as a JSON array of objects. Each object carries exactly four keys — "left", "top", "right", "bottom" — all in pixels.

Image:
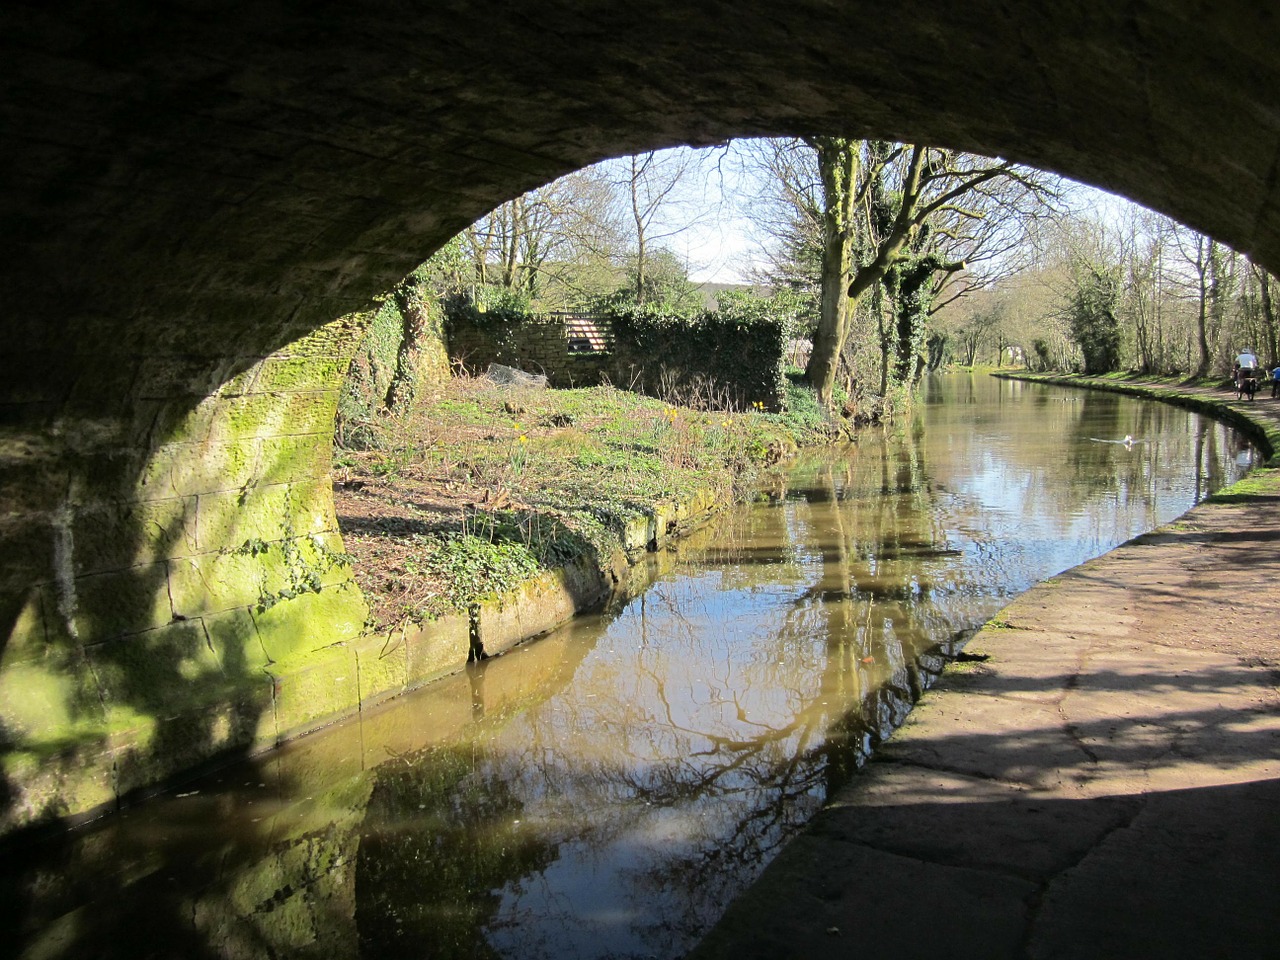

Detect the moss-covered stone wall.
[
  {"left": 338, "top": 277, "right": 454, "bottom": 447},
  {"left": 7, "top": 0, "right": 1280, "bottom": 839},
  {"left": 0, "top": 320, "right": 375, "bottom": 834},
  {"left": 0, "top": 292, "right": 722, "bottom": 835}
]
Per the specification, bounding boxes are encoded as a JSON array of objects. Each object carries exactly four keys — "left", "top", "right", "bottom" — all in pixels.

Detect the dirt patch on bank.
[{"left": 330, "top": 376, "right": 809, "bottom": 631}]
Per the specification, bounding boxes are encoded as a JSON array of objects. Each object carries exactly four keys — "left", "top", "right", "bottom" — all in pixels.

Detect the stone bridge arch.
[{"left": 4, "top": 1, "right": 1279, "bottom": 834}]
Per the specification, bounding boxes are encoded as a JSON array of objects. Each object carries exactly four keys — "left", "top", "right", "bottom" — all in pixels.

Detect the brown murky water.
[{"left": 4, "top": 375, "right": 1254, "bottom": 960}]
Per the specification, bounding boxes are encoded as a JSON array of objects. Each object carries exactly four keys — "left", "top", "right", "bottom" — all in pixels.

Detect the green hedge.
[
  {"left": 609, "top": 297, "right": 796, "bottom": 411},
  {"left": 441, "top": 289, "right": 800, "bottom": 412}
]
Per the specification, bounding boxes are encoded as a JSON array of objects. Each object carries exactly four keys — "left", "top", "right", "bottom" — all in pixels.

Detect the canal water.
[{"left": 5, "top": 375, "right": 1254, "bottom": 960}]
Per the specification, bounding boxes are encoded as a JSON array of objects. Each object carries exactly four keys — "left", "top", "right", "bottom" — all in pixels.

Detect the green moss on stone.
[
  {"left": 251, "top": 582, "right": 368, "bottom": 664},
  {"left": 86, "top": 618, "right": 225, "bottom": 715},
  {"left": 169, "top": 550, "right": 285, "bottom": 618},
  {"left": 257, "top": 434, "right": 334, "bottom": 486},
  {"left": 267, "top": 642, "right": 360, "bottom": 742},
  {"left": 404, "top": 614, "right": 470, "bottom": 687},
  {"left": 354, "top": 632, "right": 408, "bottom": 707},
  {"left": 72, "top": 496, "right": 200, "bottom": 575},
  {"left": 145, "top": 439, "right": 261, "bottom": 497},
  {"left": 253, "top": 357, "right": 350, "bottom": 393},
  {"left": 0, "top": 652, "right": 106, "bottom": 745},
  {"left": 212, "top": 392, "right": 338, "bottom": 443},
  {"left": 203, "top": 607, "right": 272, "bottom": 674},
  {"left": 71, "top": 563, "right": 174, "bottom": 640},
  {"left": 195, "top": 472, "right": 338, "bottom": 556},
  {"left": 2, "top": 745, "right": 116, "bottom": 831}
]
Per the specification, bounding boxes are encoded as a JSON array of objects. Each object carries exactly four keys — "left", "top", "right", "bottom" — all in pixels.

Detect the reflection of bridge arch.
[{"left": 3, "top": 2, "right": 1279, "bottom": 831}]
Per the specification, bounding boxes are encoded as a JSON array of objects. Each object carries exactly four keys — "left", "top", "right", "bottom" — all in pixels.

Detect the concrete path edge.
[{"left": 689, "top": 374, "right": 1280, "bottom": 960}]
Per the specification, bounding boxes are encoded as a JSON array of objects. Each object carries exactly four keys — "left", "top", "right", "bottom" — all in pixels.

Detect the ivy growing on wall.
[
  {"left": 337, "top": 262, "right": 452, "bottom": 448},
  {"left": 609, "top": 289, "right": 802, "bottom": 411},
  {"left": 441, "top": 287, "right": 800, "bottom": 411}
]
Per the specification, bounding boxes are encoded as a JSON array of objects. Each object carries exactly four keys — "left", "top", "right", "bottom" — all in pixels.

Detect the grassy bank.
[{"left": 334, "top": 374, "right": 837, "bottom": 631}]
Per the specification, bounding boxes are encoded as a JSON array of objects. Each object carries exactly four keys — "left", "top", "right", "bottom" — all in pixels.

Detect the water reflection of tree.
[
  {"left": 6, "top": 378, "right": 1259, "bottom": 960},
  {"left": 355, "top": 742, "right": 562, "bottom": 960},
  {"left": 471, "top": 437, "right": 984, "bottom": 956}
]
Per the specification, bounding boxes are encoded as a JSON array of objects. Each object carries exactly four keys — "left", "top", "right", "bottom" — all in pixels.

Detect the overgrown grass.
[{"left": 335, "top": 374, "right": 835, "bottom": 629}]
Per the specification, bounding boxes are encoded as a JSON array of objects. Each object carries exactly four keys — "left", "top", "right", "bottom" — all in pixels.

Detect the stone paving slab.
[
  {"left": 691, "top": 382, "right": 1280, "bottom": 960},
  {"left": 706, "top": 832, "right": 1039, "bottom": 960}
]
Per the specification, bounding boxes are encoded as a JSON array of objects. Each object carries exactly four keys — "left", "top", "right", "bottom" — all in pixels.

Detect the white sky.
[{"left": 601, "top": 143, "right": 1150, "bottom": 286}]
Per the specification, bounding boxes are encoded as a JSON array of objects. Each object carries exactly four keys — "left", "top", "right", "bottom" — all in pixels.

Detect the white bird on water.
[{"left": 1088, "top": 434, "right": 1147, "bottom": 448}]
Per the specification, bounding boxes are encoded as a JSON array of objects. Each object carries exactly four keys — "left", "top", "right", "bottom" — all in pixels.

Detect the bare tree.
[
  {"left": 741, "top": 137, "right": 1062, "bottom": 405},
  {"left": 939, "top": 288, "right": 1009, "bottom": 366},
  {"left": 738, "top": 138, "right": 823, "bottom": 295},
  {"left": 1244, "top": 262, "right": 1280, "bottom": 365},
  {"left": 464, "top": 166, "right": 626, "bottom": 307},
  {"left": 612, "top": 149, "right": 712, "bottom": 306}
]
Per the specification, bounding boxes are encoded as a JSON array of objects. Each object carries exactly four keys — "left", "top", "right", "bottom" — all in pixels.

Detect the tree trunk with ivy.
[
  {"left": 788, "top": 139, "right": 1055, "bottom": 407},
  {"left": 889, "top": 252, "right": 957, "bottom": 384},
  {"left": 805, "top": 137, "right": 859, "bottom": 407},
  {"left": 806, "top": 144, "right": 936, "bottom": 405},
  {"left": 385, "top": 279, "right": 429, "bottom": 413}
]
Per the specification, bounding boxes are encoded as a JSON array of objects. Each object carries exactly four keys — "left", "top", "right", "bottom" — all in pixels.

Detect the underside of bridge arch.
[{"left": 3, "top": 0, "right": 1279, "bottom": 835}]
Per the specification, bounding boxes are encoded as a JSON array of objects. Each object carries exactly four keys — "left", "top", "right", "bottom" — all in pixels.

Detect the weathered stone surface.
[
  {"left": 267, "top": 643, "right": 361, "bottom": 743},
  {"left": 143, "top": 439, "right": 262, "bottom": 498},
  {"left": 72, "top": 496, "right": 200, "bottom": 575},
  {"left": 109, "top": 687, "right": 275, "bottom": 798},
  {"left": 203, "top": 607, "right": 272, "bottom": 675},
  {"left": 0, "top": 625, "right": 105, "bottom": 747},
  {"left": 474, "top": 559, "right": 610, "bottom": 659},
  {"left": 6, "top": 0, "right": 1280, "bottom": 834},
  {"left": 255, "top": 434, "right": 336, "bottom": 486},
  {"left": 71, "top": 563, "right": 174, "bottom": 641},
  {"left": 209, "top": 392, "right": 338, "bottom": 444},
  {"left": 58, "top": 616, "right": 268, "bottom": 798},
  {"left": 354, "top": 632, "right": 408, "bottom": 708},
  {"left": 251, "top": 582, "right": 369, "bottom": 665},
  {"left": 133, "top": 355, "right": 261, "bottom": 401},
  {"left": 168, "top": 551, "right": 270, "bottom": 620},
  {"left": 193, "top": 479, "right": 330, "bottom": 552},
  {"left": 251, "top": 357, "right": 351, "bottom": 394},
  {"left": 404, "top": 613, "right": 471, "bottom": 688},
  {"left": 197, "top": 483, "right": 299, "bottom": 552},
  {"left": 1, "top": 743, "right": 117, "bottom": 833}
]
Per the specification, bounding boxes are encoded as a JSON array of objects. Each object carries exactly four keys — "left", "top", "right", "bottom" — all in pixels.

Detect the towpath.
[{"left": 691, "top": 376, "right": 1280, "bottom": 960}]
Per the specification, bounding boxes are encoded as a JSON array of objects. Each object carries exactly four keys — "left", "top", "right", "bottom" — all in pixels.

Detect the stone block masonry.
[
  {"left": 0, "top": 319, "right": 378, "bottom": 836},
  {"left": 6, "top": 0, "right": 1280, "bottom": 845},
  {"left": 447, "top": 313, "right": 786, "bottom": 408},
  {"left": 0, "top": 299, "right": 725, "bottom": 837}
]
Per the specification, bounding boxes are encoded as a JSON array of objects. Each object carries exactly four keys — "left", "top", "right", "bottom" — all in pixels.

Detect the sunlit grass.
[{"left": 334, "top": 374, "right": 831, "bottom": 629}]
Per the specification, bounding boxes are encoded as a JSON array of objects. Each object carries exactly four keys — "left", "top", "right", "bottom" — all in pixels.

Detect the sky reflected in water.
[{"left": 6, "top": 375, "right": 1254, "bottom": 960}]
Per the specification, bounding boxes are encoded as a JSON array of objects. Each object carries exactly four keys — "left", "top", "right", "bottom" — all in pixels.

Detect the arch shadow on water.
[{"left": 1, "top": 375, "right": 1258, "bottom": 959}]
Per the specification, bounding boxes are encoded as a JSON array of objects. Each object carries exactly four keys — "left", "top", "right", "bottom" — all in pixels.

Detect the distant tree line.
[
  {"left": 344, "top": 140, "right": 1279, "bottom": 436},
  {"left": 936, "top": 207, "right": 1280, "bottom": 378}
]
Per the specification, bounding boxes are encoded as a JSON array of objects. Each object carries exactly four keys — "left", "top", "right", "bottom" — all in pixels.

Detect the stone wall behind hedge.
[{"left": 446, "top": 311, "right": 788, "bottom": 410}]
